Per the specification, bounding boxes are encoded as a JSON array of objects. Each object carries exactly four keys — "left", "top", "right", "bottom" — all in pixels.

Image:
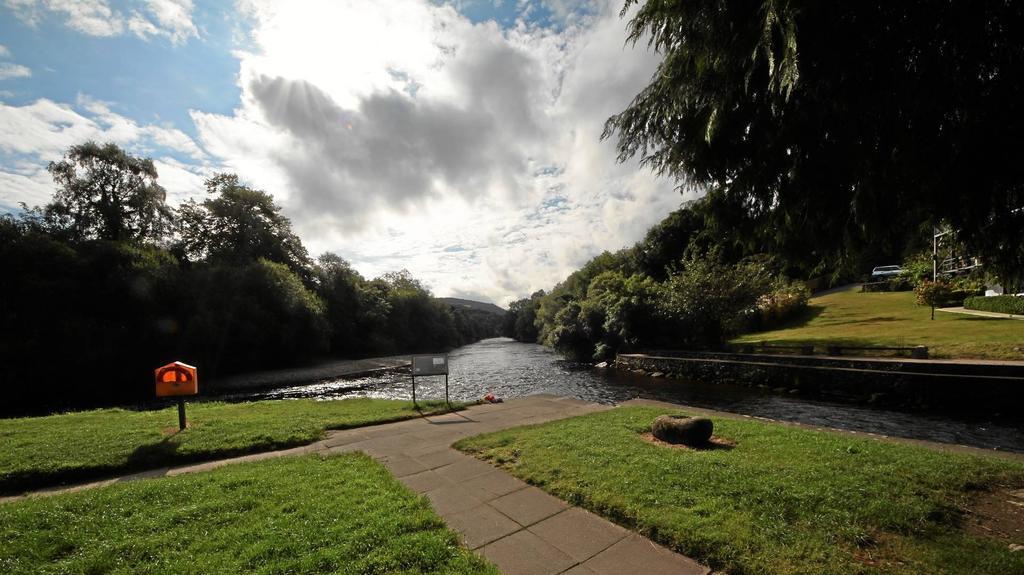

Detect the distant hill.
[{"left": 437, "top": 297, "right": 506, "bottom": 316}]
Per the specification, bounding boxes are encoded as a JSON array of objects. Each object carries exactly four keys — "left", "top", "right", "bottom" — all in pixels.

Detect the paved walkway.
[
  {"left": 5, "top": 395, "right": 708, "bottom": 575},
  {"left": 936, "top": 306, "right": 1024, "bottom": 320}
]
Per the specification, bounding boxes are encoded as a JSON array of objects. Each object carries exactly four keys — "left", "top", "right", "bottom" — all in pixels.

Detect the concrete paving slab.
[
  {"left": 396, "top": 469, "right": 455, "bottom": 494},
  {"left": 322, "top": 430, "right": 369, "bottom": 447},
  {"left": 433, "top": 456, "right": 496, "bottom": 482},
  {"left": 489, "top": 485, "right": 568, "bottom": 527},
  {"left": 584, "top": 534, "right": 708, "bottom": 575},
  {"left": 460, "top": 469, "right": 529, "bottom": 498},
  {"left": 479, "top": 529, "right": 576, "bottom": 575},
  {"left": 559, "top": 565, "right": 599, "bottom": 575},
  {"left": 413, "top": 447, "right": 465, "bottom": 469},
  {"left": 379, "top": 455, "right": 429, "bottom": 478},
  {"left": 445, "top": 503, "right": 523, "bottom": 549},
  {"left": 424, "top": 483, "right": 488, "bottom": 515},
  {"left": 528, "top": 508, "right": 628, "bottom": 562}
]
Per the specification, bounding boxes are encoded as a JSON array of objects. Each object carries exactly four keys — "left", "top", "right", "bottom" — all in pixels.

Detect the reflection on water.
[{"left": 214, "top": 337, "right": 1024, "bottom": 453}]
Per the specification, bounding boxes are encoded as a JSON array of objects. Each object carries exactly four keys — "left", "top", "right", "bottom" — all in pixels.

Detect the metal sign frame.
[{"left": 411, "top": 354, "right": 450, "bottom": 408}]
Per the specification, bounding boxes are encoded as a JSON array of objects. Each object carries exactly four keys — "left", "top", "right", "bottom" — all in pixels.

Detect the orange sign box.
[{"left": 155, "top": 361, "right": 198, "bottom": 397}]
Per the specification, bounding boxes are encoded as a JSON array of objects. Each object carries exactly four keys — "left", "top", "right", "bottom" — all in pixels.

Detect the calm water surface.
[{"left": 215, "top": 337, "right": 1024, "bottom": 453}]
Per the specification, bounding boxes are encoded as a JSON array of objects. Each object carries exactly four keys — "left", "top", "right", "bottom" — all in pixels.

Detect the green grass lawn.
[
  {"left": 0, "top": 398, "right": 454, "bottom": 494},
  {"left": 455, "top": 406, "right": 1024, "bottom": 575},
  {"left": 733, "top": 286, "right": 1024, "bottom": 360},
  {"left": 0, "top": 453, "right": 497, "bottom": 575}
]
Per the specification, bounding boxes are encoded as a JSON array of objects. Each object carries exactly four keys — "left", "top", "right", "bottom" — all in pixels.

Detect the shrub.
[
  {"left": 914, "top": 280, "right": 976, "bottom": 308},
  {"left": 743, "top": 281, "right": 810, "bottom": 331},
  {"left": 660, "top": 254, "right": 776, "bottom": 347},
  {"left": 862, "top": 276, "right": 913, "bottom": 292},
  {"left": 964, "top": 295, "right": 1024, "bottom": 315},
  {"left": 900, "top": 250, "right": 934, "bottom": 285}
]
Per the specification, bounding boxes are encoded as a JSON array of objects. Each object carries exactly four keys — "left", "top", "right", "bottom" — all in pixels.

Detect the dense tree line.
[
  {"left": 507, "top": 0, "right": 1024, "bottom": 361},
  {"left": 605, "top": 0, "right": 1024, "bottom": 290},
  {"left": 1, "top": 142, "right": 499, "bottom": 412},
  {"left": 504, "top": 199, "right": 809, "bottom": 361}
]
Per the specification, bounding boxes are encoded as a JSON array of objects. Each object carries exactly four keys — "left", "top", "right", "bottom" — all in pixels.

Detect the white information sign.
[
  {"left": 413, "top": 354, "right": 448, "bottom": 376},
  {"left": 410, "top": 354, "right": 451, "bottom": 407}
]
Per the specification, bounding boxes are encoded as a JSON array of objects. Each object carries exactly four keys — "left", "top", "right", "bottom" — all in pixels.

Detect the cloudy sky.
[{"left": 0, "top": 0, "right": 692, "bottom": 305}]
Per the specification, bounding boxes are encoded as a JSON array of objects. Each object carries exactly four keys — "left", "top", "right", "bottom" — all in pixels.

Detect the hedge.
[{"left": 963, "top": 295, "right": 1024, "bottom": 315}]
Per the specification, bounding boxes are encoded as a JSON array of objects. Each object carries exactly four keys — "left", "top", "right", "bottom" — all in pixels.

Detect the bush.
[
  {"left": 914, "top": 280, "right": 976, "bottom": 308},
  {"left": 742, "top": 281, "right": 810, "bottom": 331},
  {"left": 900, "top": 250, "right": 934, "bottom": 285},
  {"left": 862, "top": 276, "right": 913, "bottom": 292},
  {"left": 660, "top": 254, "right": 776, "bottom": 348},
  {"left": 964, "top": 295, "right": 1024, "bottom": 315},
  {"left": 179, "top": 260, "right": 328, "bottom": 375}
]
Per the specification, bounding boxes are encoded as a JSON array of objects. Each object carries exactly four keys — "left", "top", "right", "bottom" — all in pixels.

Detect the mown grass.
[
  {"left": 0, "top": 453, "right": 497, "bottom": 575},
  {"left": 0, "top": 398, "right": 455, "bottom": 493},
  {"left": 733, "top": 286, "right": 1024, "bottom": 360},
  {"left": 455, "top": 406, "right": 1024, "bottom": 575}
]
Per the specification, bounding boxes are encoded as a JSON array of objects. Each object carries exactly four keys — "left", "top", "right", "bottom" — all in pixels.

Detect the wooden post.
[{"left": 177, "top": 398, "right": 186, "bottom": 430}]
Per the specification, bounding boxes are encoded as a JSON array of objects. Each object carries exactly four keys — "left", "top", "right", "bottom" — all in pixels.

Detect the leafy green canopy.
[
  {"left": 605, "top": 1, "right": 1024, "bottom": 279},
  {"left": 37, "top": 141, "right": 173, "bottom": 243},
  {"left": 177, "top": 173, "right": 312, "bottom": 277},
  {"left": 2, "top": 143, "right": 502, "bottom": 413}
]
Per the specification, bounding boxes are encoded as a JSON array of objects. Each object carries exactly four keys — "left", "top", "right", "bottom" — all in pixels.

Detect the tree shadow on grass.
[
  {"left": 127, "top": 436, "right": 183, "bottom": 469},
  {"left": 747, "top": 305, "right": 827, "bottom": 333}
]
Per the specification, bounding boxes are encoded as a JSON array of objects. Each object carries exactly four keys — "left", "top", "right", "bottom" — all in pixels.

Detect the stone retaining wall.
[{"left": 614, "top": 353, "right": 1024, "bottom": 413}]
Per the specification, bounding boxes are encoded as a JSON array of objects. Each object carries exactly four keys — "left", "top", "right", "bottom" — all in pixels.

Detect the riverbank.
[
  {"left": 733, "top": 286, "right": 1024, "bottom": 360},
  {"left": 188, "top": 338, "right": 1024, "bottom": 452},
  {"left": 2, "top": 396, "right": 711, "bottom": 574},
  {"left": 0, "top": 398, "right": 456, "bottom": 495},
  {"left": 614, "top": 351, "right": 1024, "bottom": 413},
  {"left": 213, "top": 355, "right": 411, "bottom": 390},
  {"left": 6, "top": 394, "right": 1022, "bottom": 574},
  {"left": 456, "top": 402, "right": 1024, "bottom": 575}
]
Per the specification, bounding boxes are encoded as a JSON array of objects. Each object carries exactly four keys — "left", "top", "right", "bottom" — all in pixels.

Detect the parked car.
[{"left": 870, "top": 265, "right": 903, "bottom": 279}]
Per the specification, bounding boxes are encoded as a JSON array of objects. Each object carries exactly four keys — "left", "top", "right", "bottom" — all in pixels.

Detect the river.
[{"left": 214, "top": 337, "right": 1024, "bottom": 453}]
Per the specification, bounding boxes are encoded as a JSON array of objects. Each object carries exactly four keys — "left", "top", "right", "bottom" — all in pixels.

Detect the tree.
[
  {"left": 178, "top": 259, "right": 327, "bottom": 374},
  {"left": 314, "top": 253, "right": 366, "bottom": 353},
  {"left": 177, "top": 174, "right": 311, "bottom": 276},
  {"left": 503, "top": 291, "right": 543, "bottom": 342},
  {"left": 41, "top": 141, "right": 172, "bottom": 243},
  {"left": 605, "top": 1, "right": 1024, "bottom": 278},
  {"left": 660, "top": 253, "right": 775, "bottom": 348},
  {"left": 633, "top": 204, "right": 705, "bottom": 280}
]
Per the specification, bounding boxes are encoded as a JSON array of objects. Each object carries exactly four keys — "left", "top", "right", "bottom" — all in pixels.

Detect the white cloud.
[
  {"left": 0, "top": 0, "right": 686, "bottom": 305},
  {"left": 134, "top": 0, "right": 199, "bottom": 45},
  {"left": 4, "top": 0, "right": 198, "bottom": 45},
  {"left": 0, "top": 63, "right": 32, "bottom": 80},
  {"left": 0, "top": 43, "right": 32, "bottom": 81},
  {"left": 0, "top": 96, "right": 209, "bottom": 206},
  {"left": 195, "top": 0, "right": 686, "bottom": 304}
]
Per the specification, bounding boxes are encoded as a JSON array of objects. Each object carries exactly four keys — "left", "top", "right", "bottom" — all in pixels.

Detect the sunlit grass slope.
[
  {"left": 0, "top": 453, "right": 497, "bottom": 575},
  {"left": 456, "top": 406, "right": 1024, "bottom": 575},
  {"left": 733, "top": 286, "right": 1024, "bottom": 360},
  {"left": 0, "top": 398, "right": 454, "bottom": 493}
]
